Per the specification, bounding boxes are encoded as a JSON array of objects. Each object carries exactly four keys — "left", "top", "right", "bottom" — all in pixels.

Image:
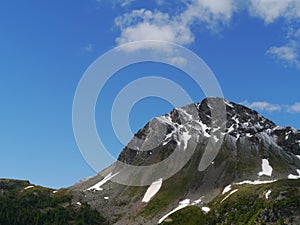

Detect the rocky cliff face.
[{"left": 70, "top": 98, "right": 300, "bottom": 225}]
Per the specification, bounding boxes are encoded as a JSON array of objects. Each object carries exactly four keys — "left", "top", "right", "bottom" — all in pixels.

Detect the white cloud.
[
  {"left": 242, "top": 100, "right": 300, "bottom": 113},
  {"left": 266, "top": 24, "right": 300, "bottom": 67},
  {"left": 115, "top": 9, "right": 194, "bottom": 46},
  {"left": 268, "top": 45, "right": 297, "bottom": 61},
  {"left": 266, "top": 41, "right": 300, "bottom": 67},
  {"left": 115, "top": 0, "right": 237, "bottom": 49},
  {"left": 287, "top": 102, "right": 300, "bottom": 113},
  {"left": 192, "top": 0, "right": 236, "bottom": 20},
  {"left": 110, "top": 0, "right": 300, "bottom": 69},
  {"left": 242, "top": 101, "right": 282, "bottom": 112},
  {"left": 112, "top": 0, "right": 300, "bottom": 39},
  {"left": 248, "top": 0, "right": 300, "bottom": 24},
  {"left": 178, "top": 0, "right": 237, "bottom": 32},
  {"left": 116, "top": 22, "right": 193, "bottom": 45}
]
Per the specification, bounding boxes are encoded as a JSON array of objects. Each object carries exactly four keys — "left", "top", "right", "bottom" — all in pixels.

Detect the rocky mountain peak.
[
  {"left": 119, "top": 97, "right": 295, "bottom": 165},
  {"left": 71, "top": 98, "right": 300, "bottom": 225}
]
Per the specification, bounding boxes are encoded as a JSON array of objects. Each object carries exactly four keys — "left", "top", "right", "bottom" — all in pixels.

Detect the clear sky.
[{"left": 1, "top": 0, "right": 300, "bottom": 188}]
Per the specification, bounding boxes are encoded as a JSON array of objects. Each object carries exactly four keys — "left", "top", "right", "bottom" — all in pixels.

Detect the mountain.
[
  {"left": 70, "top": 97, "right": 300, "bottom": 225},
  {"left": 1, "top": 98, "right": 299, "bottom": 224}
]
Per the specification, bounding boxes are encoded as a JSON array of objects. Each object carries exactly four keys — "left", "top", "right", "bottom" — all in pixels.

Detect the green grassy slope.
[{"left": 161, "top": 179, "right": 300, "bottom": 225}]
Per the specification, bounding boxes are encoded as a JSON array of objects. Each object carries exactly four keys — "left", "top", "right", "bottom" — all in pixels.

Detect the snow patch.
[
  {"left": 296, "top": 155, "right": 300, "bottom": 160},
  {"left": 156, "top": 115, "right": 174, "bottom": 127},
  {"left": 222, "top": 185, "right": 232, "bottom": 194},
  {"left": 76, "top": 202, "right": 81, "bottom": 206},
  {"left": 87, "top": 172, "right": 120, "bottom": 191},
  {"left": 235, "top": 180, "right": 277, "bottom": 185},
  {"left": 142, "top": 178, "right": 163, "bottom": 203},
  {"left": 24, "top": 186, "right": 34, "bottom": 190},
  {"left": 158, "top": 199, "right": 190, "bottom": 224},
  {"left": 243, "top": 122, "right": 250, "bottom": 127},
  {"left": 201, "top": 207, "right": 210, "bottom": 213},
  {"left": 52, "top": 190, "right": 58, "bottom": 194},
  {"left": 232, "top": 115, "right": 239, "bottom": 124},
  {"left": 254, "top": 123, "right": 263, "bottom": 130},
  {"left": 181, "top": 130, "right": 191, "bottom": 150},
  {"left": 104, "top": 197, "right": 109, "bottom": 200},
  {"left": 192, "top": 198, "right": 203, "bottom": 205},
  {"left": 265, "top": 190, "right": 271, "bottom": 200},
  {"left": 212, "top": 135, "right": 219, "bottom": 143},
  {"left": 227, "top": 125, "right": 234, "bottom": 133},
  {"left": 288, "top": 169, "right": 300, "bottom": 179},
  {"left": 163, "top": 129, "right": 176, "bottom": 146},
  {"left": 224, "top": 100, "right": 234, "bottom": 108},
  {"left": 285, "top": 135, "right": 289, "bottom": 140},
  {"left": 258, "top": 159, "right": 273, "bottom": 177},
  {"left": 273, "top": 126, "right": 285, "bottom": 131},
  {"left": 176, "top": 108, "right": 193, "bottom": 121},
  {"left": 196, "top": 120, "right": 211, "bottom": 137},
  {"left": 221, "top": 189, "right": 238, "bottom": 203}
]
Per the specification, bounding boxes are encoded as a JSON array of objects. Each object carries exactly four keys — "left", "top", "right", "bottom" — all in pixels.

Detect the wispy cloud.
[
  {"left": 287, "top": 102, "right": 300, "bottom": 113},
  {"left": 156, "top": 0, "right": 165, "bottom": 6},
  {"left": 248, "top": 0, "right": 300, "bottom": 24},
  {"left": 241, "top": 101, "right": 282, "bottom": 112},
  {"left": 82, "top": 44, "right": 94, "bottom": 53},
  {"left": 120, "top": 0, "right": 136, "bottom": 7},
  {"left": 266, "top": 25, "right": 300, "bottom": 68},
  {"left": 96, "top": 0, "right": 137, "bottom": 8},
  {"left": 242, "top": 100, "right": 300, "bottom": 113},
  {"left": 180, "top": 0, "right": 237, "bottom": 30},
  {"left": 266, "top": 41, "right": 300, "bottom": 68}
]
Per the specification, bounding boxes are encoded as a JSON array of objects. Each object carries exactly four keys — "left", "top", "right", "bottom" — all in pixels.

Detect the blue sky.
[{"left": 1, "top": 0, "right": 300, "bottom": 188}]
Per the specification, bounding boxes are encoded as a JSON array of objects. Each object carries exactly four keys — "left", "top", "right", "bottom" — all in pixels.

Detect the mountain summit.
[{"left": 71, "top": 98, "right": 300, "bottom": 224}]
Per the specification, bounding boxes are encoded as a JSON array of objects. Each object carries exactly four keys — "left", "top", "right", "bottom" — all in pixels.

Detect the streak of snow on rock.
[
  {"left": 288, "top": 169, "right": 300, "bottom": 179},
  {"left": 142, "top": 178, "right": 163, "bottom": 203},
  {"left": 158, "top": 199, "right": 191, "bottom": 224},
  {"left": 87, "top": 172, "right": 120, "bottom": 191},
  {"left": 222, "top": 185, "right": 232, "bottom": 194},
  {"left": 258, "top": 159, "right": 273, "bottom": 177},
  {"left": 221, "top": 189, "right": 238, "bottom": 203},
  {"left": 265, "top": 190, "right": 271, "bottom": 200}
]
